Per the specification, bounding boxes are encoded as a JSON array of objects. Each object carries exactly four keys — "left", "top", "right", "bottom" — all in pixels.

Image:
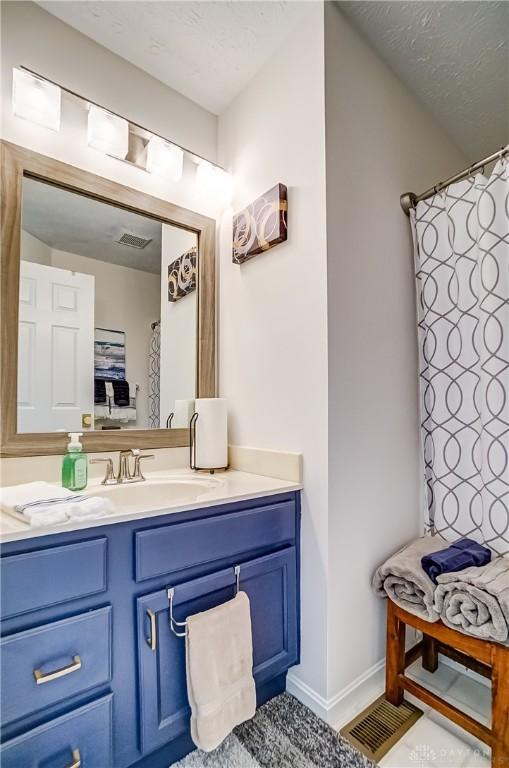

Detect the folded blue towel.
[{"left": 421, "top": 538, "right": 491, "bottom": 584}]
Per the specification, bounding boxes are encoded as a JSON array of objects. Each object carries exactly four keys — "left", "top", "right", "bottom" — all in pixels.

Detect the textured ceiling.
[
  {"left": 22, "top": 177, "right": 164, "bottom": 274},
  {"left": 36, "top": 1, "right": 306, "bottom": 114},
  {"left": 338, "top": 1, "right": 509, "bottom": 160}
]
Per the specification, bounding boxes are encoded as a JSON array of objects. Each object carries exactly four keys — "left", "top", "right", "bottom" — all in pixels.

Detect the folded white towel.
[
  {"left": 94, "top": 404, "right": 111, "bottom": 419},
  {"left": 0, "top": 482, "right": 75, "bottom": 513},
  {"left": 0, "top": 481, "right": 114, "bottom": 527},
  {"left": 66, "top": 496, "right": 114, "bottom": 520},
  {"left": 185, "top": 591, "right": 256, "bottom": 752},
  {"left": 109, "top": 407, "right": 137, "bottom": 422},
  {"left": 23, "top": 507, "right": 70, "bottom": 527}
]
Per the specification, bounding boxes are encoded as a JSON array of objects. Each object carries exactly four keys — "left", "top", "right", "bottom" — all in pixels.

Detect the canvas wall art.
[
  {"left": 168, "top": 246, "right": 197, "bottom": 302},
  {"left": 94, "top": 328, "right": 126, "bottom": 380},
  {"left": 232, "top": 183, "right": 288, "bottom": 264}
]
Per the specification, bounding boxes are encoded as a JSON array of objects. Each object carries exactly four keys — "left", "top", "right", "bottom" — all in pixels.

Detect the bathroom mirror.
[
  {"left": 19, "top": 177, "right": 197, "bottom": 433},
  {"left": 1, "top": 141, "right": 216, "bottom": 456}
]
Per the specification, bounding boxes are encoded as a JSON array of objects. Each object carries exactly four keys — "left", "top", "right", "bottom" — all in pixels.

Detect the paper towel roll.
[
  {"left": 173, "top": 399, "right": 195, "bottom": 428},
  {"left": 194, "top": 398, "right": 228, "bottom": 470}
]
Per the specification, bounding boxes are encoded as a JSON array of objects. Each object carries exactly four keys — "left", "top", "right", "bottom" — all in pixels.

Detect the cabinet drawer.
[
  {"left": 135, "top": 498, "right": 296, "bottom": 582},
  {"left": 0, "top": 694, "right": 113, "bottom": 768},
  {"left": 1, "top": 606, "right": 112, "bottom": 727},
  {"left": 0, "top": 538, "right": 107, "bottom": 619}
]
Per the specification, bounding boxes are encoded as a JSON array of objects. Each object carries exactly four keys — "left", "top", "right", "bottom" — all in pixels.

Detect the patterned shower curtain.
[
  {"left": 412, "top": 156, "right": 508, "bottom": 554},
  {"left": 148, "top": 322, "right": 160, "bottom": 429}
]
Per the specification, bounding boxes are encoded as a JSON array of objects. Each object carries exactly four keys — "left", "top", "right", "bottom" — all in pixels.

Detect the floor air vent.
[
  {"left": 117, "top": 233, "right": 152, "bottom": 249},
  {"left": 340, "top": 695, "right": 422, "bottom": 762}
]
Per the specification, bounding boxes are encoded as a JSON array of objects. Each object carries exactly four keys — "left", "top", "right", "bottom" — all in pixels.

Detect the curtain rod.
[{"left": 400, "top": 144, "right": 509, "bottom": 215}]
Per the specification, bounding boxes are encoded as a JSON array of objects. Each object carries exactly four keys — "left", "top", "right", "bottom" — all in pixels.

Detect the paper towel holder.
[{"left": 189, "top": 412, "right": 228, "bottom": 474}]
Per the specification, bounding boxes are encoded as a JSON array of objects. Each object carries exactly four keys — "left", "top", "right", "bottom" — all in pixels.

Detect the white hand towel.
[
  {"left": 109, "top": 407, "right": 136, "bottom": 422},
  {"left": 129, "top": 382, "right": 138, "bottom": 399},
  {"left": 94, "top": 404, "right": 111, "bottom": 419},
  {"left": 0, "top": 482, "right": 75, "bottom": 515},
  {"left": 0, "top": 482, "right": 114, "bottom": 527},
  {"left": 66, "top": 496, "right": 114, "bottom": 520},
  {"left": 185, "top": 591, "right": 256, "bottom": 752},
  {"left": 105, "top": 382, "right": 114, "bottom": 399},
  {"left": 23, "top": 507, "right": 70, "bottom": 527}
]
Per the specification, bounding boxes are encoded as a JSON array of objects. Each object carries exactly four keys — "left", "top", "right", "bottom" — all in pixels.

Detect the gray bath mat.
[{"left": 174, "top": 692, "right": 376, "bottom": 767}]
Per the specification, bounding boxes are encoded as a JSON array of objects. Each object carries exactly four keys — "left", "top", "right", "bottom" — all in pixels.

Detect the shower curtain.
[
  {"left": 148, "top": 322, "right": 160, "bottom": 429},
  {"left": 412, "top": 156, "right": 508, "bottom": 554}
]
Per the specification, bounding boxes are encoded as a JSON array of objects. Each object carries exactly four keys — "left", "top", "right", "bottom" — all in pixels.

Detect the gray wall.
[{"left": 325, "top": 3, "right": 468, "bottom": 705}]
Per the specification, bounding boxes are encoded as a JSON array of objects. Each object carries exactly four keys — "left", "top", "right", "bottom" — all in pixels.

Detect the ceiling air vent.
[{"left": 117, "top": 233, "right": 152, "bottom": 249}]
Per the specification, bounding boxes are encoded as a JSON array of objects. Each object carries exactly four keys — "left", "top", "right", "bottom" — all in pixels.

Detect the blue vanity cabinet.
[
  {"left": 0, "top": 490, "right": 301, "bottom": 768},
  {"left": 136, "top": 548, "right": 298, "bottom": 755}
]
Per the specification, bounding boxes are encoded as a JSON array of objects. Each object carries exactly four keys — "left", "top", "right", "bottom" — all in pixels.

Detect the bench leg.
[
  {"left": 492, "top": 644, "right": 509, "bottom": 768},
  {"left": 422, "top": 634, "right": 439, "bottom": 673},
  {"left": 386, "top": 600, "right": 405, "bottom": 706}
]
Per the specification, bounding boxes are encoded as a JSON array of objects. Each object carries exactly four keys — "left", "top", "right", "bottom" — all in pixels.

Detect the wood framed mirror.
[{"left": 0, "top": 141, "right": 216, "bottom": 457}]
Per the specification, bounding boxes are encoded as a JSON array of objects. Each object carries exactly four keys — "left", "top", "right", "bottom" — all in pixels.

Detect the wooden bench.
[{"left": 386, "top": 599, "right": 509, "bottom": 767}]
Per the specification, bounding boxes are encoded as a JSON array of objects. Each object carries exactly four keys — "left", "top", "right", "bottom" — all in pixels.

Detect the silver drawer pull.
[
  {"left": 33, "top": 655, "right": 82, "bottom": 685},
  {"left": 146, "top": 609, "right": 157, "bottom": 651},
  {"left": 67, "top": 748, "right": 81, "bottom": 768}
]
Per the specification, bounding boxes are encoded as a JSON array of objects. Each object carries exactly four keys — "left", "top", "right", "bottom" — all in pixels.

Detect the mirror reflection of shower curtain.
[
  {"left": 412, "top": 157, "right": 508, "bottom": 554},
  {"left": 148, "top": 321, "right": 160, "bottom": 429}
]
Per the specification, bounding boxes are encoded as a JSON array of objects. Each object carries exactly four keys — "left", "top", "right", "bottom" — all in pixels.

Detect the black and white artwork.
[{"left": 168, "top": 247, "right": 197, "bottom": 302}]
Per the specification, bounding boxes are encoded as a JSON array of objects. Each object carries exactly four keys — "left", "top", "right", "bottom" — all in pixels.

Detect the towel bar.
[{"left": 167, "top": 565, "right": 241, "bottom": 638}]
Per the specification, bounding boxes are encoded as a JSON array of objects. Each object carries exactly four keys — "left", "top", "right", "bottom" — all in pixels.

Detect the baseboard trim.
[
  {"left": 287, "top": 658, "right": 386, "bottom": 728},
  {"left": 287, "top": 647, "right": 491, "bottom": 732},
  {"left": 286, "top": 674, "right": 329, "bottom": 721},
  {"left": 328, "top": 659, "right": 386, "bottom": 728}
]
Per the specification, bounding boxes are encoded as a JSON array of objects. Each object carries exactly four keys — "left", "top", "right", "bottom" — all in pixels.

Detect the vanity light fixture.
[
  {"left": 146, "top": 136, "right": 184, "bottom": 181},
  {"left": 87, "top": 105, "right": 129, "bottom": 159},
  {"left": 12, "top": 68, "right": 61, "bottom": 131},
  {"left": 196, "top": 160, "right": 233, "bottom": 205},
  {"left": 13, "top": 66, "right": 233, "bottom": 208}
]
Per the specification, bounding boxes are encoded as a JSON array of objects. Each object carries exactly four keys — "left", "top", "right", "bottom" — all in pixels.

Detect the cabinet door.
[{"left": 136, "top": 547, "right": 297, "bottom": 755}]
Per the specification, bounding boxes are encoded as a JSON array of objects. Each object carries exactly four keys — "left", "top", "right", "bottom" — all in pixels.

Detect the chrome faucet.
[{"left": 90, "top": 449, "right": 155, "bottom": 485}]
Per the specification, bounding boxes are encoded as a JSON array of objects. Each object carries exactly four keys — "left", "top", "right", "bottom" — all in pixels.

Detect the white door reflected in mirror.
[{"left": 17, "top": 177, "right": 197, "bottom": 433}]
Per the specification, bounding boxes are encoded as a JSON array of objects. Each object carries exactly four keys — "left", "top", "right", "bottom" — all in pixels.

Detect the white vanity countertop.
[{"left": 0, "top": 468, "right": 302, "bottom": 544}]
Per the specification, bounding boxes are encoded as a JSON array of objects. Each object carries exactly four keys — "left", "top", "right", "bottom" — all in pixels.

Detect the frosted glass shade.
[
  {"left": 146, "top": 137, "right": 183, "bottom": 181},
  {"left": 87, "top": 105, "right": 128, "bottom": 159},
  {"left": 12, "top": 69, "right": 61, "bottom": 131},
  {"left": 196, "top": 161, "right": 232, "bottom": 205}
]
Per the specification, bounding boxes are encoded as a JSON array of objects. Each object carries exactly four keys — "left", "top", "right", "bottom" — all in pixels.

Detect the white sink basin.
[{"left": 87, "top": 475, "right": 222, "bottom": 514}]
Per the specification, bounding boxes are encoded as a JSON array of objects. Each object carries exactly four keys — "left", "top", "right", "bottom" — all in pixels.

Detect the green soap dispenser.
[{"left": 62, "top": 432, "right": 88, "bottom": 491}]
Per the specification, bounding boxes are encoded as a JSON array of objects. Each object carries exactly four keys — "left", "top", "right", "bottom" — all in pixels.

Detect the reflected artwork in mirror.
[{"left": 18, "top": 177, "right": 197, "bottom": 434}]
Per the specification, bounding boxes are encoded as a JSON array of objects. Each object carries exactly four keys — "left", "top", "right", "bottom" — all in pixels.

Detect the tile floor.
[{"left": 379, "top": 660, "right": 491, "bottom": 768}]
